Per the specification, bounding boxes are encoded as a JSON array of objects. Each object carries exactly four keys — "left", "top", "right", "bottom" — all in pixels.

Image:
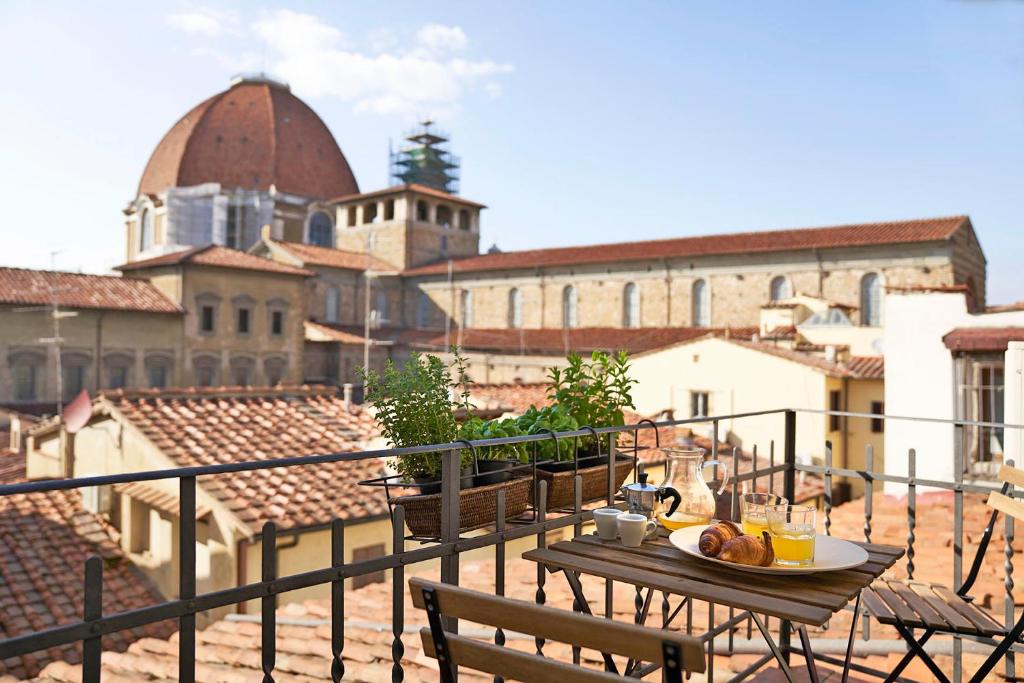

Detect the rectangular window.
[
  {"left": 690, "top": 391, "right": 709, "bottom": 418},
  {"left": 200, "top": 305, "right": 215, "bottom": 333},
  {"left": 14, "top": 364, "right": 38, "bottom": 401},
  {"left": 870, "top": 401, "right": 885, "bottom": 433},
  {"left": 148, "top": 364, "right": 168, "bottom": 389},
  {"left": 271, "top": 310, "right": 284, "bottom": 336},
  {"left": 237, "top": 308, "right": 251, "bottom": 335},
  {"left": 108, "top": 366, "right": 129, "bottom": 389},
  {"left": 829, "top": 390, "right": 842, "bottom": 431},
  {"left": 351, "top": 543, "right": 386, "bottom": 588}
]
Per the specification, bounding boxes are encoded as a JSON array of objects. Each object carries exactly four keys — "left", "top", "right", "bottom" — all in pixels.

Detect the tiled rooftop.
[
  {"left": 0, "top": 268, "right": 181, "bottom": 314},
  {"left": 404, "top": 216, "right": 970, "bottom": 276},
  {"left": 942, "top": 327, "right": 1024, "bottom": 353},
  {"left": 267, "top": 240, "right": 395, "bottom": 272},
  {"left": 0, "top": 455, "right": 174, "bottom": 679},
  {"left": 417, "top": 326, "right": 758, "bottom": 356},
  {"left": 64, "top": 387, "right": 387, "bottom": 533},
  {"left": 116, "top": 245, "right": 314, "bottom": 277}
]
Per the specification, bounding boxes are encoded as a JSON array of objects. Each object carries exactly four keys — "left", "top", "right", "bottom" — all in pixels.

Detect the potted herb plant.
[
  {"left": 536, "top": 350, "right": 639, "bottom": 508},
  {"left": 361, "top": 349, "right": 533, "bottom": 537},
  {"left": 458, "top": 416, "right": 529, "bottom": 486}
]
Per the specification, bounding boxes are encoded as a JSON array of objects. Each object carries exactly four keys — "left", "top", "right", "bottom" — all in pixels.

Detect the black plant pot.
[
  {"left": 536, "top": 453, "right": 609, "bottom": 473},
  {"left": 475, "top": 459, "right": 517, "bottom": 487},
  {"left": 412, "top": 465, "right": 476, "bottom": 494}
]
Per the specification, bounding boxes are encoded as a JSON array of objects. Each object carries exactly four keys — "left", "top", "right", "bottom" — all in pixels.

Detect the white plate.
[{"left": 668, "top": 525, "right": 869, "bottom": 575}]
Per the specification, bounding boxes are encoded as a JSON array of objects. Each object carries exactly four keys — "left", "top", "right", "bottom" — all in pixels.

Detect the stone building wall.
[{"left": 405, "top": 238, "right": 974, "bottom": 331}]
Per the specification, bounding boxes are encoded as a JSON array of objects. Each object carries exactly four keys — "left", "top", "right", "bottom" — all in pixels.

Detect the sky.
[{"left": 1, "top": 1, "right": 1022, "bottom": 303}]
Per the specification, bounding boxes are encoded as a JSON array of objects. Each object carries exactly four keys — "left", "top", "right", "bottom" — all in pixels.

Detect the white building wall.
[{"left": 883, "top": 292, "right": 1024, "bottom": 492}]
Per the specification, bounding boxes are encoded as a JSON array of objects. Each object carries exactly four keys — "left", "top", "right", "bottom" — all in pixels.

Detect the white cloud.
[
  {"left": 415, "top": 24, "right": 467, "bottom": 54},
  {"left": 240, "top": 10, "right": 512, "bottom": 117},
  {"left": 165, "top": 10, "right": 226, "bottom": 36}
]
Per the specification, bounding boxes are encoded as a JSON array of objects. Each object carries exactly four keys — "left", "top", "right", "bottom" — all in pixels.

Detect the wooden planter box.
[
  {"left": 390, "top": 476, "right": 532, "bottom": 539},
  {"left": 536, "top": 455, "right": 636, "bottom": 510}
]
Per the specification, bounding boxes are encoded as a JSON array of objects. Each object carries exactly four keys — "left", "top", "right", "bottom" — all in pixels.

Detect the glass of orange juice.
[
  {"left": 739, "top": 493, "right": 786, "bottom": 537},
  {"left": 766, "top": 504, "right": 816, "bottom": 567}
]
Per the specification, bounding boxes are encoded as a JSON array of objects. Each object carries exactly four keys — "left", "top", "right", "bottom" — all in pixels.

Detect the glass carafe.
[{"left": 657, "top": 448, "right": 729, "bottom": 530}]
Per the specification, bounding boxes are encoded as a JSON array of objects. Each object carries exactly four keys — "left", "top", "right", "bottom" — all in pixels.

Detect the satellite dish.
[{"left": 62, "top": 390, "right": 91, "bottom": 433}]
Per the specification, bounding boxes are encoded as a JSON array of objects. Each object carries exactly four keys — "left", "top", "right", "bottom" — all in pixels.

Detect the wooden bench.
[
  {"left": 409, "top": 577, "right": 705, "bottom": 682},
  {"left": 862, "top": 463, "right": 1024, "bottom": 683}
]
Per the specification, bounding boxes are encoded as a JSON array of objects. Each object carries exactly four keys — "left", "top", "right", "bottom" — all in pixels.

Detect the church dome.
[{"left": 137, "top": 75, "right": 359, "bottom": 199}]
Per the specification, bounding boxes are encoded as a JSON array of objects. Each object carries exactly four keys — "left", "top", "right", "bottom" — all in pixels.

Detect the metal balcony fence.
[{"left": 0, "top": 408, "right": 1022, "bottom": 682}]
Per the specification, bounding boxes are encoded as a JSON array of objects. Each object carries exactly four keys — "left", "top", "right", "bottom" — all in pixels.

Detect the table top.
[{"left": 522, "top": 530, "right": 905, "bottom": 627}]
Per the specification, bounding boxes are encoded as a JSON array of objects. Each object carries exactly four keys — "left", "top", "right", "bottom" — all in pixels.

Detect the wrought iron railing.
[{"left": 0, "top": 408, "right": 1022, "bottom": 682}]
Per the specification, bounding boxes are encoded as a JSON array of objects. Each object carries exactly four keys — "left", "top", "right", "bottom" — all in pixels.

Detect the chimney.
[
  {"left": 9, "top": 415, "right": 21, "bottom": 452},
  {"left": 342, "top": 383, "right": 353, "bottom": 410},
  {"left": 824, "top": 345, "right": 837, "bottom": 363},
  {"left": 261, "top": 224, "right": 272, "bottom": 241}
]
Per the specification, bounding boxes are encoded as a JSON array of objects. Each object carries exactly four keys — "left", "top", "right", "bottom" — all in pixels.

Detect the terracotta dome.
[{"left": 138, "top": 76, "right": 359, "bottom": 199}]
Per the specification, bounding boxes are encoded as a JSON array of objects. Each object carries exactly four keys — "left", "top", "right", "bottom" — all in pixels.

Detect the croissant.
[
  {"left": 698, "top": 520, "right": 742, "bottom": 557},
  {"left": 718, "top": 531, "right": 775, "bottom": 567}
]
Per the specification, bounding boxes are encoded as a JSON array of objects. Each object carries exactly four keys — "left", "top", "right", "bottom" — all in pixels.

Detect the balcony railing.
[{"left": 1, "top": 408, "right": 1022, "bottom": 682}]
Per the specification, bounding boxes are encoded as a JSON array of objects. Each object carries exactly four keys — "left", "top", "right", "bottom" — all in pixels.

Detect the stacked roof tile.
[
  {"left": 405, "top": 215, "right": 970, "bottom": 275},
  {"left": 0, "top": 458, "right": 173, "bottom": 678},
  {"left": 116, "top": 245, "right": 313, "bottom": 277},
  {"left": 0, "top": 268, "right": 180, "bottom": 314},
  {"left": 96, "top": 387, "right": 386, "bottom": 532}
]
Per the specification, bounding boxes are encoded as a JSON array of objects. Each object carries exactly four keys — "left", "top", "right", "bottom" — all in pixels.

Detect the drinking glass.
[
  {"left": 739, "top": 493, "right": 786, "bottom": 537},
  {"left": 766, "top": 504, "right": 816, "bottom": 567}
]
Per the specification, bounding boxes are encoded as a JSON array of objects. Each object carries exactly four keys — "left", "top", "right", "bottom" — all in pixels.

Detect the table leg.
[
  {"left": 841, "top": 592, "right": 861, "bottom": 683},
  {"left": 796, "top": 626, "right": 821, "bottom": 683},
  {"left": 750, "top": 612, "right": 796, "bottom": 683},
  {"left": 560, "top": 568, "right": 619, "bottom": 675}
]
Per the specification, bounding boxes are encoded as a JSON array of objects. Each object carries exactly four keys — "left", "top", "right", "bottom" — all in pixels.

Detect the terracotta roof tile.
[
  {"left": 116, "top": 245, "right": 313, "bottom": 276},
  {"left": 330, "top": 183, "right": 486, "bottom": 209},
  {"left": 405, "top": 215, "right": 969, "bottom": 275},
  {"left": 845, "top": 356, "right": 884, "bottom": 380},
  {"left": 419, "top": 327, "right": 757, "bottom": 356},
  {"left": 0, "top": 268, "right": 181, "bottom": 314},
  {"left": 942, "top": 327, "right": 1024, "bottom": 353},
  {"left": 268, "top": 241, "right": 394, "bottom": 272},
  {"left": 101, "top": 386, "right": 385, "bottom": 532},
  {"left": 138, "top": 79, "right": 358, "bottom": 199},
  {"left": 0, "top": 476, "right": 173, "bottom": 678}
]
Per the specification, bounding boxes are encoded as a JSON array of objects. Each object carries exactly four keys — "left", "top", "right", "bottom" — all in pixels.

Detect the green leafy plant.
[
  {"left": 458, "top": 416, "right": 529, "bottom": 462},
  {"left": 360, "top": 348, "right": 473, "bottom": 480},
  {"left": 547, "top": 350, "right": 637, "bottom": 453},
  {"left": 513, "top": 404, "right": 579, "bottom": 462}
]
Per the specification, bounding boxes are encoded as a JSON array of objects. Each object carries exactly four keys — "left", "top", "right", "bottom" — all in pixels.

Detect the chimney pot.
[{"left": 342, "top": 383, "right": 353, "bottom": 410}]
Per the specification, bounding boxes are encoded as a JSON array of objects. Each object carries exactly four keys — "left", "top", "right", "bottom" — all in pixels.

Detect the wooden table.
[{"left": 523, "top": 530, "right": 905, "bottom": 682}]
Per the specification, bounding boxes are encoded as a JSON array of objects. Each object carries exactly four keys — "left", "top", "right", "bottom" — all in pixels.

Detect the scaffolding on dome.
[{"left": 389, "top": 120, "right": 460, "bottom": 194}]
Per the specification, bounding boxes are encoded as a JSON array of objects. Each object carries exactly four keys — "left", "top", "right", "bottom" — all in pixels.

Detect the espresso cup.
[
  {"left": 617, "top": 513, "right": 656, "bottom": 547},
  {"left": 593, "top": 507, "right": 621, "bottom": 540}
]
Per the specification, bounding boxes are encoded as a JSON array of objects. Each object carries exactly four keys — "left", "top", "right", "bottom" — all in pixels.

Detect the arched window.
[
  {"left": 324, "top": 286, "right": 340, "bottom": 323},
  {"left": 436, "top": 205, "right": 452, "bottom": 228},
  {"left": 769, "top": 276, "right": 792, "bottom": 302},
  {"left": 460, "top": 290, "right": 473, "bottom": 328},
  {"left": 374, "top": 291, "right": 389, "bottom": 324},
  {"left": 692, "top": 279, "right": 710, "bottom": 327},
  {"left": 416, "top": 292, "right": 431, "bottom": 328},
  {"left": 139, "top": 208, "right": 153, "bottom": 252},
  {"left": 508, "top": 288, "right": 523, "bottom": 328},
  {"left": 623, "top": 282, "right": 640, "bottom": 328},
  {"left": 145, "top": 354, "right": 173, "bottom": 389},
  {"left": 10, "top": 351, "right": 45, "bottom": 401},
  {"left": 860, "top": 273, "right": 882, "bottom": 326},
  {"left": 193, "top": 355, "right": 220, "bottom": 387},
  {"left": 264, "top": 357, "right": 286, "bottom": 386},
  {"left": 61, "top": 352, "right": 91, "bottom": 402},
  {"left": 458, "top": 209, "right": 471, "bottom": 231},
  {"left": 416, "top": 200, "right": 429, "bottom": 221},
  {"left": 308, "top": 211, "right": 334, "bottom": 247},
  {"left": 562, "top": 285, "right": 578, "bottom": 329},
  {"left": 229, "top": 356, "right": 255, "bottom": 387}
]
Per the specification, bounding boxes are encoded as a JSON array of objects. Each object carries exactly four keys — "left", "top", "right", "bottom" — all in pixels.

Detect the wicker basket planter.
[
  {"left": 391, "top": 475, "right": 532, "bottom": 538},
  {"left": 537, "top": 454, "right": 636, "bottom": 510}
]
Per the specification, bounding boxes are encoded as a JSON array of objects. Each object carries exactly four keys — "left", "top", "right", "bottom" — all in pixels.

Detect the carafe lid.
[{"left": 622, "top": 472, "right": 657, "bottom": 492}]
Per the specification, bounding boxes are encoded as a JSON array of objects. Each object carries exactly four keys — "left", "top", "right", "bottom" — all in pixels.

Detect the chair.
[
  {"left": 409, "top": 577, "right": 705, "bottom": 682},
  {"left": 861, "top": 464, "right": 1023, "bottom": 683}
]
